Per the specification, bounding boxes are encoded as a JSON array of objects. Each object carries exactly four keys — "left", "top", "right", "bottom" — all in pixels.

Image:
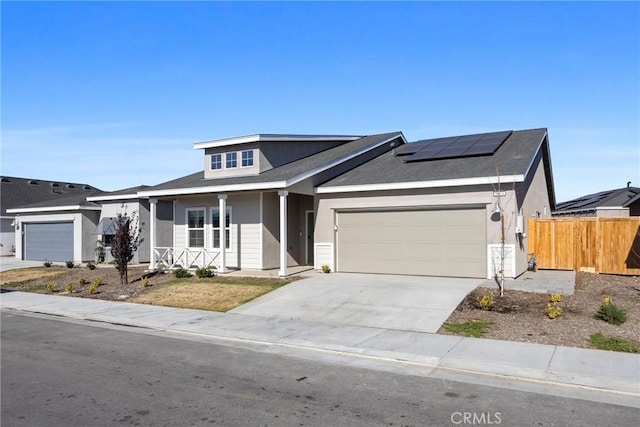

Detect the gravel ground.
[{"left": 440, "top": 272, "right": 640, "bottom": 349}]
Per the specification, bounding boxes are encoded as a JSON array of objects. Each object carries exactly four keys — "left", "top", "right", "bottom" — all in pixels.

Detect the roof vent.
[
  {"left": 29, "top": 180, "right": 39, "bottom": 185},
  {"left": 1, "top": 177, "right": 11, "bottom": 183},
  {"left": 83, "top": 185, "right": 93, "bottom": 190},
  {"left": 51, "top": 183, "right": 63, "bottom": 194},
  {"left": 66, "top": 184, "right": 76, "bottom": 189}
]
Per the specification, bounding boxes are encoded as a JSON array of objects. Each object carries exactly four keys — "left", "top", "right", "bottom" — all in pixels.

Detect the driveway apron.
[{"left": 231, "top": 273, "right": 480, "bottom": 333}]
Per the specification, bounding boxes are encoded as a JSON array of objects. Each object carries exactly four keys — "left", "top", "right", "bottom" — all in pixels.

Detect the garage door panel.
[
  {"left": 337, "top": 209, "right": 486, "bottom": 278},
  {"left": 24, "top": 222, "right": 74, "bottom": 262}
]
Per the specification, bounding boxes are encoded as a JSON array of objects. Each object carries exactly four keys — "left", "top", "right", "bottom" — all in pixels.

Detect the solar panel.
[
  {"left": 394, "top": 141, "right": 430, "bottom": 156},
  {"left": 404, "top": 130, "right": 512, "bottom": 162}
]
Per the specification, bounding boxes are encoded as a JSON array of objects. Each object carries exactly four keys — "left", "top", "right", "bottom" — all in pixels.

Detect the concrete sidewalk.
[{"left": 1, "top": 291, "right": 638, "bottom": 400}]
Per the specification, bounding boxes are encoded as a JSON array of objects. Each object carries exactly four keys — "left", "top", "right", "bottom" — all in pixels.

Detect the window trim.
[
  {"left": 185, "top": 207, "right": 206, "bottom": 248},
  {"left": 211, "top": 206, "right": 232, "bottom": 250},
  {"left": 241, "top": 150, "right": 254, "bottom": 168},
  {"left": 226, "top": 152, "right": 238, "bottom": 169},
  {"left": 210, "top": 153, "right": 222, "bottom": 170}
]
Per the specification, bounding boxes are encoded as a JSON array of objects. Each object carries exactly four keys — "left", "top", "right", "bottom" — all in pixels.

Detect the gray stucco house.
[
  {"left": 9, "top": 128, "right": 555, "bottom": 279},
  {"left": 553, "top": 185, "right": 640, "bottom": 217}
]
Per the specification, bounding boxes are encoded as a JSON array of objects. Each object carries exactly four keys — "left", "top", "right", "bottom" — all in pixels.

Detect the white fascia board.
[
  {"left": 193, "top": 134, "right": 362, "bottom": 150},
  {"left": 316, "top": 174, "right": 525, "bottom": 194},
  {"left": 595, "top": 206, "right": 626, "bottom": 210},
  {"left": 138, "top": 181, "right": 287, "bottom": 197},
  {"left": 7, "top": 205, "right": 102, "bottom": 214},
  {"left": 86, "top": 194, "right": 141, "bottom": 202},
  {"left": 287, "top": 133, "right": 407, "bottom": 187}
]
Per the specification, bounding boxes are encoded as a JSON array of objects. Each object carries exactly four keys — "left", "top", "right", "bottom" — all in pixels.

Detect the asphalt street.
[{"left": 2, "top": 311, "right": 638, "bottom": 427}]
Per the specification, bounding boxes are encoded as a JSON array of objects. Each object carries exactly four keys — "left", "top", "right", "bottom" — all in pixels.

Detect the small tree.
[{"left": 110, "top": 210, "right": 142, "bottom": 286}]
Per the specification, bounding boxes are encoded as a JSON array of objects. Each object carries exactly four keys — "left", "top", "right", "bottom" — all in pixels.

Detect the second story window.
[
  {"left": 241, "top": 150, "right": 254, "bottom": 167},
  {"left": 211, "top": 154, "right": 222, "bottom": 170},
  {"left": 226, "top": 152, "right": 237, "bottom": 168}
]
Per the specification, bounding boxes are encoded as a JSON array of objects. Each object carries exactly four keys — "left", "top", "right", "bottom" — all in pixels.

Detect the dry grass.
[
  {"left": 0, "top": 267, "right": 67, "bottom": 286},
  {"left": 130, "top": 281, "right": 281, "bottom": 311}
]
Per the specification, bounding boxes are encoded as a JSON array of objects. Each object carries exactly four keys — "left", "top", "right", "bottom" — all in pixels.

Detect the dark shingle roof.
[
  {"left": 1, "top": 176, "right": 101, "bottom": 215},
  {"left": 142, "top": 132, "right": 403, "bottom": 193},
  {"left": 319, "top": 128, "right": 548, "bottom": 187},
  {"left": 554, "top": 186, "right": 640, "bottom": 213},
  {"left": 89, "top": 185, "right": 150, "bottom": 199}
]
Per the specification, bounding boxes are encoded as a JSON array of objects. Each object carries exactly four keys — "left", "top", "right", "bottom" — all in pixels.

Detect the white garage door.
[
  {"left": 337, "top": 208, "right": 486, "bottom": 278},
  {"left": 23, "top": 222, "right": 74, "bottom": 262}
]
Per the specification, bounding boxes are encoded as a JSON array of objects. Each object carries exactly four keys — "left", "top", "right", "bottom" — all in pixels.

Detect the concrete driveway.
[
  {"left": 231, "top": 273, "right": 480, "bottom": 333},
  {"left": 0, "top": 257, "right": 46, "bottom": 273}
]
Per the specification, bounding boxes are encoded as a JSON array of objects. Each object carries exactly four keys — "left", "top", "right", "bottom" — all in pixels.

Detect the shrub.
[
  {"left": 141, "top": 277, "right": 150, "bottom": 287},
  {"left": 86, "top": 261, "right": 96, "bottom": 270},
  {"left": 91, "top": 277, "right": 103, "bottom": 287},
  {"left": 196, "top": 267, "right": 215, "bottom": 278},
  {"left": 87, "top": 282, "right": 99, "bottom": 294},
  {"left": 45, "top": 283, "right": 56, "bottom": 293},
  {"left": 43, "top": 260, "right": 52, "bottom": 268},
  {"left": 321, "top": 264, "right": 331, "bottom": 273},
  {"left": 546, "top": 303, "right": 563, "bottom": 319},
  {"left": 443, "top": 320, "right": 492, "bottom": 338},
  {"left": 65, "top": 260, "right": 75, "bottom": 268},
  {"left": 478, "top": 294, "right": 494, "bottom": 311},
  {"left": 546, "top": 294, "right": 563, "bottom": 319},
  {"left": 589, "top": 332, "right": 638, "bottom": 353},
  {"left": 78, "top": 277, "right": 88, "bottom": 285},
  {"left": 64, "top": 282, "right": 75, "bottom": 293},
  {"left": 174, "top": 268, "right": 192, "bottom": 278},
  {"left": 595, "top": 298, "right": 627, "bottom": 325}
]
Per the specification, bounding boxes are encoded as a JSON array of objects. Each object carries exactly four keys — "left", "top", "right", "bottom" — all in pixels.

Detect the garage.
[
  {"left": 23, "top": 222, "right": 74, "bottom": 262},
  {"left": 336, "top": 208, "right": 486, "bottom": 278}
]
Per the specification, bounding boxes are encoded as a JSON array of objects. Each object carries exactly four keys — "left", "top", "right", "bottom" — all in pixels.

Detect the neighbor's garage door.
[
  {"left": 23, "top": 222, "right": 73, "bottom": 262},
  {"left": 337, "top": 208, "right": 486, "bottom": 278}
]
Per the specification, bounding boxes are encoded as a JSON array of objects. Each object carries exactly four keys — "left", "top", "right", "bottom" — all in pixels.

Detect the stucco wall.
[{"left": 0, "top": 217, "right": 15, "bottom": 256}]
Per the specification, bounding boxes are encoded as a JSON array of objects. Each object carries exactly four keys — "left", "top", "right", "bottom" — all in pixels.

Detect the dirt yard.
[
  {"left": 0, "top": 265, "right": 296, "bottom": 311},
  {"left": 440, "top": 272, "right": 640, "bottom": 350}
]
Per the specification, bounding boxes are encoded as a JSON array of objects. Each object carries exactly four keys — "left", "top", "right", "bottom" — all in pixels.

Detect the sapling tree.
[{"left": 110, "top": 209, "right": 142, "bottom": 286}]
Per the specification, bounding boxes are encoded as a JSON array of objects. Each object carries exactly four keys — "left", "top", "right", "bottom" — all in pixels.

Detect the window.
[
  {"left": 241, "top": 150, "right": 254, "bottom": 167},
  {"left": 186, "top": 209, "right": 205, "bottom": 247},
  {"left": 212, "top": 207, "right": 231, "bottom": 249},
  {"left": 211, "top": 153, "right": 222, "bottom": 170},
  {"left": 226, "top": 152, "right": 237, "bottom": 168}
]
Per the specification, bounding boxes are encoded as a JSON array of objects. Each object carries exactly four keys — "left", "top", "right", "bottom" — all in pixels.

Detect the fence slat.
[{"left": 528, "top": 217, "right": 640, "bottom": 275}]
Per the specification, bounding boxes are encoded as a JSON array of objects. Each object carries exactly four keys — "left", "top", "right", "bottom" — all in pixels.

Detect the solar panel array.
[{"left": 399, "top": 130, "right": 513, "bottom": 163}]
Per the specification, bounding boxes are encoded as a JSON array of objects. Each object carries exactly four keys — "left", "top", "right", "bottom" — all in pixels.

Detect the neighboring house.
[
  {"left": 8, "top": 128, "right": 556, "bottom": 279},
  {"left": 86, "top": 185, "right": 151, "bottom": 264},
  {"left": 1, "top": 176, "right": 100, "bottom": 258},
  {"left": 553, "top": 185, "right": 640, "bottom": 217}
]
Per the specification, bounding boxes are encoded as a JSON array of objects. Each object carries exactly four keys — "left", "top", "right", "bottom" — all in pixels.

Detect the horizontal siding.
[{"left": 315, "top": 243, "right": 333, "bottom": 271}]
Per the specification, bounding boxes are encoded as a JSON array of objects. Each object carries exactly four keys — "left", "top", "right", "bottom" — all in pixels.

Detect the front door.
[{"left": 306, "top": 211, "right": 314, "bottom": 265}]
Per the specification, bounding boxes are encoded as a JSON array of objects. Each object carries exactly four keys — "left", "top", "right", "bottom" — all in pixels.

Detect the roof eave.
[{"left": 7, "top": 205, "right": 102, "bottom": 214}]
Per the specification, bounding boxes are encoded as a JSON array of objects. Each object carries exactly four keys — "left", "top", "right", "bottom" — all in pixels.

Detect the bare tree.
[{"left": 110, "top": 209, "right": 142, "bottom": 286}]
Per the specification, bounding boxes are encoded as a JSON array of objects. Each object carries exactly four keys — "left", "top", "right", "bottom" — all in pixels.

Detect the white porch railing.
[{"left": 153, "top": 247, "right": 220, "bottom": 271}]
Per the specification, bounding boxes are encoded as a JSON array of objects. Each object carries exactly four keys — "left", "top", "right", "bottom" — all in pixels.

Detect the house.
[
  {"left": 1, "top": 176, "right": 100, "bottom": 259},
  {"left": 553, "top": 185, "right": 640, "bottom": 217},
  {"left": 8, "top": 128, "right": 556, "bottom": 279}
]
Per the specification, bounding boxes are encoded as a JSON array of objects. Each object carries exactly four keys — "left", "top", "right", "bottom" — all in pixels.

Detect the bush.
[
  {"left": 78, "top": 277, "right": 88, "bottom": 285},
  {"left": 478, "top": 294, "right": 494, "bottom": 311},
  {"left": 45, "top": 283, "right": 56, "bottom": 293},
  {"left": 174, "top": 268, "right": 192, "bottom": 278},
  {"left": 86, "top": 262, "right": 96, "bottom": 270},
  {"left": 65, "top": 260, "right": 75, "bottom": 269},
  {"left": 549, "top": 293, "right": 562, "bottom": 304},
  {"left": 595, "top": 297, "right": 627, "bottom": 325},
  {"left": 141, "top": 277, "right": 150, "bottom": 287},
  {"left": 64, "top": 282, "right": 75, "bottom": 293},
  {"left": 546, "top": 294, "right": 563, "bottom": 319},
  {"left": 589, "top": 332, "right": 638, "bottom": 353},
  {"left": 87, "top": 282, "right": 99, "bottom": 294},
  {"left": 92, "top": 277, "right": 103, "bottom": 287},
  {"left": 321, "top": 264, "right": 331, "bottom": 273},
  {"left": 195, "top": 267, "right": 215, "bottom": 278},
  {"left": 43, "top": 260, "right": 52, "bottom": 268}
]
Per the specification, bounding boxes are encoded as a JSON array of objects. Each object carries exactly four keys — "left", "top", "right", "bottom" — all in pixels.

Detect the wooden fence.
[{"left": 528, "top": 217, "right": 640, "bottom": 275}]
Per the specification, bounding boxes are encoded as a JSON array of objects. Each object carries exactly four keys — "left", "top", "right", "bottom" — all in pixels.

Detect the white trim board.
[
  {"left": 7, "top": 205, "right": 102, "bottom": 214},
  {"left": 194, "top": 134, "right": 362, "bottom": 150}
]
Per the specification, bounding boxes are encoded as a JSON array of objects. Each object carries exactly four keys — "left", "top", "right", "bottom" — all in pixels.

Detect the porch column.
[
  {"left": 149, "top": 199, "right": 157, "bottom": 269},
  {"left": 218, "top": 194, "right": 228, "bottom": 273},
  {"left": 278, "top": 190, "right": 288, "bottom": 277}
]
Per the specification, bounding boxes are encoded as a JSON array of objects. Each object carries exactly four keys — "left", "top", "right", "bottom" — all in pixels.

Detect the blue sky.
[{"left": 2, "top": 1, "right": 638, "bottom": 202}]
